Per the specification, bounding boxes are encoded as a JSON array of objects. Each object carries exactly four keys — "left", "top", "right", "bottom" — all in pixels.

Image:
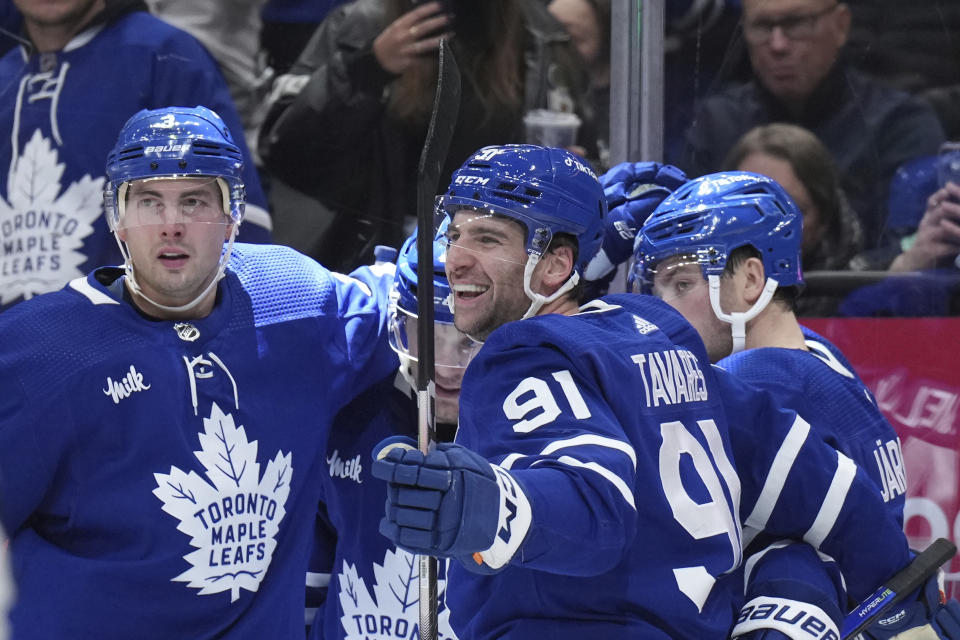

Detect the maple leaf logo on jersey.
[
  {"left": 338, "top": 548, "right": 457, "bottom": 639},
  {"left": 1, "top": 129, "right": 103, "bottom": 304},
  {"left": 153, "top": 403, "right": 293, "bottom": 602}
]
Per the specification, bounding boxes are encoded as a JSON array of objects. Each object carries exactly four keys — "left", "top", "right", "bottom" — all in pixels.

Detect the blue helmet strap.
[
  {"left": 520, "top": 253, "right": 581, "bottom": 320},
  {"left": 707, "top": 274, "right": 779, "bottom": 355}
]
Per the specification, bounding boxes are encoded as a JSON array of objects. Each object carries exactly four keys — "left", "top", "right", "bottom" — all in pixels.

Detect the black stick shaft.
[{"left": 415, "top": 39, "right": 460, "bottom": 640}]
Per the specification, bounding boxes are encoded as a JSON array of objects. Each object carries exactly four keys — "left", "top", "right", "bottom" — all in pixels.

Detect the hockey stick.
[
  {"left": 841, "top": 537, "right": 957, "bottom": 639},
  {"left": 415, "top": 38, "right": 460, "bottom": 640}
]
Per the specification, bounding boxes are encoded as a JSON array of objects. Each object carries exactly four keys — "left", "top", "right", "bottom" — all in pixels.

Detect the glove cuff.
[
  {"left": 468, "top": 465, "right": 532, "bottom": 572},
  {"left": 732, "top": 596, "right": 840, "bottom": 640}
]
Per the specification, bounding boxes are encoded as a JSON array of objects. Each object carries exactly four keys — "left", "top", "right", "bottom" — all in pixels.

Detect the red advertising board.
[{"left": 804, "top": 318, "right": 960, "bottom": 597}]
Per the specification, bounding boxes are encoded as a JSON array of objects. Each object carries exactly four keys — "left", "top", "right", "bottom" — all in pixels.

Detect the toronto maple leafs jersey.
[
  {"left": 306, "top": 372, "right": 459, "bottom": 640},
  {"left": 448, "top": 293, "right": 912, "bottom": 640},
  {"left": 0, "top": 243, "right": 397, "bottom": 639},
  {"left": 721, "top": 326, "right": 906, "bottom": 516},
  {"left": 718, "top": 326, "right": 905, "bottom": 637},
  {"left": 0, "top": 3, "right": 269, "bottom": 313}
]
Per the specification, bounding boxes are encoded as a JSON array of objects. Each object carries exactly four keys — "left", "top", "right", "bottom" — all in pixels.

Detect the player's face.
[
  {"left": 737, "top": 152, "right": 820, "bottom": 261},
  {"left": 117, "top": 178, "right": 232, "bottom": 317},
  {"left": 649, "top": 258, "right": 734, "bottom": 363},
  {"left": 14, "top": 0, "right": 104, "bottom": 29},
  {"left": 547, "top": 0, "right": 603, "bottom": 67},
  {"left": 404, "top": 316, "right": 480, "bottom": 424},
  {"left": 443, "top": 211, "right": 532, "bottom": 340},
  {"left": 742, "top": 0, "right": 849, "bottom": 107}
]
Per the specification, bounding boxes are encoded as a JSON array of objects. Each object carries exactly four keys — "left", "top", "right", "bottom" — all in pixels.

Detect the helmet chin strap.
[
  {"left": 521, "top": 254, "right": 579, "bottom": 320},
  {"left": 707, "top": 274, "right": 779, "bottom": 355},
  {"left": 112, "top": 224, "right": 238, "bottom": 316}
]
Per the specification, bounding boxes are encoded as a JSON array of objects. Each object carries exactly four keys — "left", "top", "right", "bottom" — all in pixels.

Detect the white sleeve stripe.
[
  {"left": 499, "top": 453, "right": 526, "bottom": 470},
  {"left": 556, "top": 455, "right": 636, "bottom": 510},
  {"left": 540, "top": 435, "right": 637, "bottom": 469},
  {"left": 745, "top": 416, "right": 811, "bottom": 531},
  {"left": 804, "top": 452, "right": 857, "bottom": 548},
  {"left": 742, "top": 539, "right": 792, "bottom": 588},
  {"left": 305, "top": 571, "right": 331, "bottom": 588},
  {"left": 305, "top": 607, "right": 319, "bottom": 627}
]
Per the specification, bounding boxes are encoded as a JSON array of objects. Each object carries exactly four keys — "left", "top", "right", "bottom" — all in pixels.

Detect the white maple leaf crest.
[
  {"left": 338, "top": 548, "right": 457, "bottom": 639},
  {"left": 1, "top": 129, "right": 104, "bottom": 304},
  {"left": 153, "top": 402, "right": 293, "bottom": 602}
]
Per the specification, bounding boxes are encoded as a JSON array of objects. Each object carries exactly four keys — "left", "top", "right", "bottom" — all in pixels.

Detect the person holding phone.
[{"left": 889, "top": 144, "right": 960, "bottom": 272}]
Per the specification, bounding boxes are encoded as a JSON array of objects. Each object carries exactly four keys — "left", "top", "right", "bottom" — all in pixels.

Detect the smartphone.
[{"left": 937, "top": 142, "right": 960, "bottom": 188}]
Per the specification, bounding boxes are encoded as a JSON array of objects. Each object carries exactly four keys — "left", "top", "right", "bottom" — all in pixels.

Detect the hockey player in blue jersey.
[
  {"left": 371, "top": 144, "right": 928, "bottom": 639},
  {"left": 0, "top": 106, "right": 398, "bottom": 639},
  {"left": 306, "top": 233, "right": 480, "bottom": 640},
  {"left": 0, "top": 0, "right": 270, "bottom": 312},
  {"left": 630, "top": 169, "right": 960, "bottom": 639}
]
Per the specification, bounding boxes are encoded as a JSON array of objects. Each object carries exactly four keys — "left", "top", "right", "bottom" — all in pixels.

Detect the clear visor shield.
[
  {"left": 388, "top": 306, "right": 483, "bottom": 370},
  {"left": 116, "top": 177, "right": 232, "bottom": 230},
  {"left": 632, "top": 253, "right": 709, "bottom": 303},
  {"left": 434, "top": 196, "right": 552, "bottom": 267}
]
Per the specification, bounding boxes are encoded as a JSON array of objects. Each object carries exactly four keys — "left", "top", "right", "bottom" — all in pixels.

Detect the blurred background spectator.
[
  {"left": 146, "top": 0, "right": 273, "bottom": 156},
  {"left": 258, "top": 0, "right": 594, "bottom": 272},
  {"left": 0, "top": 0, "right": 270, "bottom": 313},
  {"left": 547, "top": 0, "right": 610, "bottom": 171},
  {"left": 681, "top": 0, "right": 944, "bottom": 268},
  {"left": 723, "top": 122, "right": 863, "bottom": 316},
  {"left": 889, "top": 182, "right": 960, "bottom": 274}
]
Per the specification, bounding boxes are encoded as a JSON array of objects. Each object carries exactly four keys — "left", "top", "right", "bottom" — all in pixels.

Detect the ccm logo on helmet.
[
  {"left": 144, "top": 143, "right": 187, "bottom": 154},
  {"left": 454, "top": 175, "right": 489, "bottom": 186}
]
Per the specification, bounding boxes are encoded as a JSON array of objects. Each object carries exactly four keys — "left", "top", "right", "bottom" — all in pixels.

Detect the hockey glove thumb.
[
  {"left": 863, "top": 571, "right": 960, "bottom": 640},
  {"left": 584, "top": 161, "right": 687, "bottom": 297},
  {"left": 372, "top": 438, "right": 531, "bottom": 571}
]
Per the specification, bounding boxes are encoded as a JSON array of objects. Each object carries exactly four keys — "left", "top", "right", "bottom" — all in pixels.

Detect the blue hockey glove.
[
  {"left": 863, "top": 572, "right": 960, "bottom": 639},
  {"left": 583, "top": 161, "right": 687, "bottom": 297},
  {"left": 372, "top": 437, "right": 532, "bottom": 572}
]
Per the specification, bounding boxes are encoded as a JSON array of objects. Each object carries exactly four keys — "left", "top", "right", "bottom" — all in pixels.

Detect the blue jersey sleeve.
[
  {"left": 715, "top": 368, "right": 913, "bottom": 602},
  {"left": 731, "top": 541, "right": 846, "bottom": 638}
]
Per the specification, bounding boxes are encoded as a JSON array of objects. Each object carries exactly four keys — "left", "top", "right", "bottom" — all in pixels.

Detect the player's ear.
[
  {"left": 741, "top": 257, "right": 767, "bottom": 304},
  {"left": 538, "top": 243, "right": 575, "bottom": 293}
]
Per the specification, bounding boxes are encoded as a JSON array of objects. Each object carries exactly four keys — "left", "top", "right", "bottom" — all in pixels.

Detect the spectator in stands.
[
  {"left": 724, "top": 122, "right": 863, "bottom": 316},
  {"left": 547, "top": 0, "right": 610, "bottom": 171},
  {"left": 146, "top": 0, "right": 273, "bottom": 156},
  {"left": 259, "top": 0, "right": 594, "bottom": 273},
  {"left": 889, "top": 182, "right": 960, "bottom": 273},
  {"left": 0, "top": 0, "right": 270, "bottom": 313},
  {"left": 682, "top": 0, "right": 944, "bottom": 264}
]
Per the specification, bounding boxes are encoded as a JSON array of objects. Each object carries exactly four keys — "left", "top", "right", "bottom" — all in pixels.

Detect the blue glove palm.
[
  {"left": 584, "top": 161, "right": 687, "bottom": 297},
  {"left": 372, "top": 437, "right": 531, "bottom": 572}
]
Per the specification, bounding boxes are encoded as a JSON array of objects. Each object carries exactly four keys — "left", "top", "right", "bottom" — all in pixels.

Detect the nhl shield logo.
[{"left": 174, "top": 322, "right": 200, "bottom": 342}]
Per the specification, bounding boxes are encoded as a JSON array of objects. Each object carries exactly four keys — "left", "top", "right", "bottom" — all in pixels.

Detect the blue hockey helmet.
[
  {"left": 389, "top": 230, "right": 481, "bottom": 371},
  {"left": 633, "top": 171, "right": 803, "bottom": 293},
  {"left": 104, "top": 106, "right": 245, "bottom": 230},
  {"left": 437, "top": 144, "right": 606, "bottom": 272},
  {"left": 393, "top": 231, "right": 454, "bottom": 323}
]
